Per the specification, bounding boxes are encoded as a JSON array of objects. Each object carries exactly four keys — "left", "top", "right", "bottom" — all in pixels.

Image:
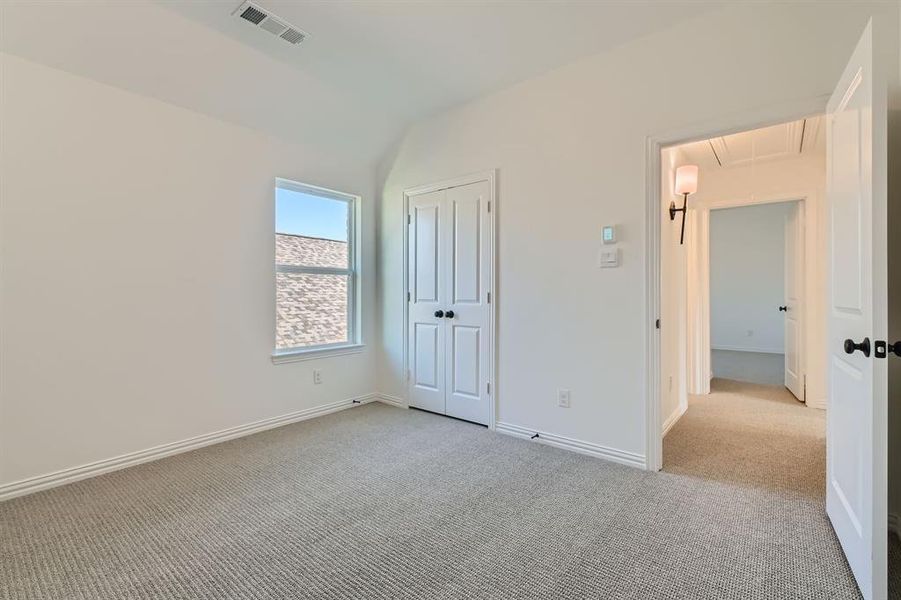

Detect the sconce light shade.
[{"left": 674, "top": 165, "right": 699, "bottom": 195}]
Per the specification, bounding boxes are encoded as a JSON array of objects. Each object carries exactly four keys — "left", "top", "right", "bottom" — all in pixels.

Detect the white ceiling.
[
  {"left": 0, "top": 0, "right": 723, "bottom": 163},
  {"left": 678, "top": 117, "right": 826, "bottom": 171}
]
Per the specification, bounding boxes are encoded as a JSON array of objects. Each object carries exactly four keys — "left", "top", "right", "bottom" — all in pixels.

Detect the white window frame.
[{"left": 272, "top": 178, "right": 363, "bottom": 364}]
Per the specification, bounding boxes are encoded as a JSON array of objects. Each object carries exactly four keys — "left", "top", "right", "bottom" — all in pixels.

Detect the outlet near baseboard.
[{"left": 557, "top": 389, "right": 571, "bottom": 408}]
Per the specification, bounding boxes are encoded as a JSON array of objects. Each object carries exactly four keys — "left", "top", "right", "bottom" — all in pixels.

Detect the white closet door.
[
  {"left": 407, "top": 190, "right": 446, "bottom": 414},
  {"left": 783, "top": 201, "right": 803, "bottom": 400},
  {"left": 443, "top": 181, "right": 491, "bottom": 425}
]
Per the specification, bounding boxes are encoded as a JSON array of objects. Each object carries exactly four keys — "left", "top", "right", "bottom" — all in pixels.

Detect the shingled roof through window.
[{"left": 276, "top": 234, "right": 349, "bottom": 349}]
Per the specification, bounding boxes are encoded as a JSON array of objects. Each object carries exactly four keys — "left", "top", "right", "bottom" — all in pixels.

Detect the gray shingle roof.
[{"left": 276, "top": 234, "right": 349, "bottom": 350}]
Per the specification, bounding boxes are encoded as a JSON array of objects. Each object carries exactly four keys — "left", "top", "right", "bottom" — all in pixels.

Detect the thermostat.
[{"left": 602, "top": 225, "right": 617, "bottom": 244}]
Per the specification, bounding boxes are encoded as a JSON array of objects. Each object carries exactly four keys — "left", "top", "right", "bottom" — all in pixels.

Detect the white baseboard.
[
  {"left": 495, "top": 421, "right": 645, "bottom": 469},
  {"left": 662, "top": 402, "right": 688, "bottom": 437},
  {"left": 806, "top": 397, "right": 826, "bottom": 410},
  {"left": 711, "top": 345, "right": 783, "bottom": 355},
  {"left": 375, "top": 393, "right": 408, "bottom": 409},
  {"left": 0, "top": 393, "right": 378, "bottom": 502}
]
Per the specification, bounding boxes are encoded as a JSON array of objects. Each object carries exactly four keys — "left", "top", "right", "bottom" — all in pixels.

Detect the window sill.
[{"left": 271, "top": 344, "right": 365, "bottom": 364}]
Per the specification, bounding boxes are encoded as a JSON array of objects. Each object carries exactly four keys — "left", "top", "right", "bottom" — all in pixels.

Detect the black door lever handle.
[{"left": 844, "top": 337, "right": 871, "bottom": 357}]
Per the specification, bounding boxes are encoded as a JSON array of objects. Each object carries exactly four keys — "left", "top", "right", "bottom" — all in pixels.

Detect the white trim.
[
  {"left": 271, "top": 343, "right": 365, "bottom": 364},
  {"left": 711, "top": 345, "right": 785, "bottom": 355},
  {"left": 0, "top": 393, "right": 377, "bottom": 502},
  {"left": 495, "top": 422, "right": 646, "bottom": 469},
  {"left": 402, "top": 170, "right": 498, "bottom": 429},
  {"left": 645, "top": 93, "right": 831, "bottom": 471},
  {"left": 375, "top": 393, "right": 409, "bottom": 409},
  {"left": 661, "top": 402, "right": 688, "bottom": 437},
  {"left": 807, "top": 397, "right": 827, "bottom": 411}
]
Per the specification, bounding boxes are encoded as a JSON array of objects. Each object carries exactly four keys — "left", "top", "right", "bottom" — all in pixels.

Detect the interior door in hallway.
[
  {"left": 825, "top": 19, "right": 888, "bottom": 600},
  {"left": 784, "top": 201, "right": 803, "bottom": 400},
  {"left": 407, "top": 179, "right": 492, "bottom": 426}
]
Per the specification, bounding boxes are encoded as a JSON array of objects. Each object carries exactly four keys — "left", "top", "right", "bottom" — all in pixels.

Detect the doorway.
[{"left": 403, "top": 171, "right": 497, "bottom": 427}]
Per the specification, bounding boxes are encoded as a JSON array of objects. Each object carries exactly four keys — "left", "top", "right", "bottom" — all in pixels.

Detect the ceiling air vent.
[{"left": 233, "top": 1, "right": 308, "bottom": 46}]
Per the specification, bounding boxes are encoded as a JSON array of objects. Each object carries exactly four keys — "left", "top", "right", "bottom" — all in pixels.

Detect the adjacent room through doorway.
[{"left": 658, "top": 117, "right": 827, "bottom": 490}]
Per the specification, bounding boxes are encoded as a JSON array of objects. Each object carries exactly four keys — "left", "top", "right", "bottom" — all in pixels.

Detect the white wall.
[
  {"left": 0, "top": 54, "right": 378, "bottom": 488},
  {"left": 377, "top": 2, "right": 898, "bottom": 461},
  {"left": 660, "top": 147, "right": 688, "bottom": 433},
  {"left": 709, "top": 202, "right": 793, "bottom": 354}
]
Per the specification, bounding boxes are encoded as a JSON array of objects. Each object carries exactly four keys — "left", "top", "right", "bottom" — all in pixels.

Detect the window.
[{"left": 274, "top": 178, "right": 359, "bottom": 359}]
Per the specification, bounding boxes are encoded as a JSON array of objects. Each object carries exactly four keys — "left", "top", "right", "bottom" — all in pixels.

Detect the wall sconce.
[{"left": 670, "top": 165, "right": 698, "bottom": 245}]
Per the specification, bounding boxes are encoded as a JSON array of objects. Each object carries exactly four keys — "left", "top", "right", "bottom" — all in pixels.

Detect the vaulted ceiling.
[{"left": 0, "top": 0, "right": 723, "bottom": 164}]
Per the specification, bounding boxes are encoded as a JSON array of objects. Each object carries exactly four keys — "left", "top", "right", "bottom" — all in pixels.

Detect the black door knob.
[
  {"left": 434, "top": 310, "right": 444, "bottom": 318},
  {"left": 778, "top": 306, "right": 787, "bottom": 312},
  {"left": 889, "top": 341, "right": 901, "bottom": 357},
  {"left": 843, "top": 337, "right": 871, "bottom": 357},
  {"left": 445, "top": 310, "right": 455, "bottom": 319}
]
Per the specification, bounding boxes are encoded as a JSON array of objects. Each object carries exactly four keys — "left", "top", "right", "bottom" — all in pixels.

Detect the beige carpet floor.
[
  {"left": 2, "top": 388, "right": 861, "bottom": 599},
  {"left": 664, "top": 378, "right": 824, "bottom": 499}
]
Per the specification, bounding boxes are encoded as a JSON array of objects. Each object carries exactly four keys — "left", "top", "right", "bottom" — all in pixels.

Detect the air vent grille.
[
  {"left": 280, "top": 28, "right": 306, "bottom": 45},
  {"left": 232, "top": 1, "right": 308, "bottom": 47},
  {"left": 239, "top": 6, "right": 266, "bottom": 25}
]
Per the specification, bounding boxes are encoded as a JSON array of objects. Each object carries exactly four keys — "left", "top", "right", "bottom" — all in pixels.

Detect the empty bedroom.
[{"left": 1, "top": 2, "right": 899, "bottom": 599}]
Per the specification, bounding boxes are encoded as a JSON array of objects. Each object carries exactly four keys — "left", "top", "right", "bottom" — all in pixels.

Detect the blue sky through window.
[{"left": 276, "top": 187, "right": 348, "bottom": 242}]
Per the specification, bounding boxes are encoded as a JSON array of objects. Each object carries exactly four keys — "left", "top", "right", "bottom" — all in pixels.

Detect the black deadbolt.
[
  {"left": 434, "top": 310, "right": 444, "bottom": 318},
  {"left": 843, "top": 337, "right": 871, "bottom": 357}
]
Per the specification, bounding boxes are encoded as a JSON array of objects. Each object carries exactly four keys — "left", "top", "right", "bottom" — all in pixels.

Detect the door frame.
[
  {"left": 402, "top": 170, "right": 498, "bottom": 429},
  {"left": 644, "top": 95, "right": 829, "bottom": 472},
  {"left": 693, "top": 194, "right": 810, "bottom": 400}
]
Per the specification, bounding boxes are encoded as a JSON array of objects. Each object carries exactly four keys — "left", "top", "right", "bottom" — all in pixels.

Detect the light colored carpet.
[
  {"left": 2, "top": 395, "right": 859, "bottom": 599},
  {"left": 711, "top": 349, "right": 786, "bottom": 388},
  {"left": 664, "top": 378, "right": 821, "bottom": 497}
]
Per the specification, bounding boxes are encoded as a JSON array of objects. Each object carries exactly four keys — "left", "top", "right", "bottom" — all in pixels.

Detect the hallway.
[{"left": 663, "top": 378, "right": 823, "bottom": 498}]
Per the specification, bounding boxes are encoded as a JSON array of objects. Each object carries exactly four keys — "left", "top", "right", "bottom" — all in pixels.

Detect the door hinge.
[
  {"left": 407, "top": 291, "right": 411, "bottom": 302},
  {"left": 407, "top": 214, "right": 411, "bottom": 225},
  {"left": 487, "top": 201, "right": 491, "bottom": 213},
  {"left": 655, "top": 318, "right": 660, "bottom": 329},
  {"left": 487, "top": 382, "right": 490, "bottom": 394},
  {"left": 487, "top": 291, "right": 491, "bottom": 303}
]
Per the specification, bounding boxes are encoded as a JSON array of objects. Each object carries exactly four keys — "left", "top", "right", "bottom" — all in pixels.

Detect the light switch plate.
[{"left": 598, "top": 248, "right": 619, "bottom": 268}]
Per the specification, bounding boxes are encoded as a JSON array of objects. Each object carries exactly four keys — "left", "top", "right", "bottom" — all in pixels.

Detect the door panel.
[
  {"left": 452, "top": 197, "right": 481, "bottom": 304},
  {"left": 784, "top": 202, "right": 803, "bottom": 400},
  {"left": 444, "top": 181, "right": 491, "bottom": 425},
  {"left": 825, "top": 20, "right": 886, "bottom": 600},
  {"left": 407, "top": 190, "right": 445, "bottom": 413},
  {"left": 451, "top": 326, "right": 481, "bottom": 398}
]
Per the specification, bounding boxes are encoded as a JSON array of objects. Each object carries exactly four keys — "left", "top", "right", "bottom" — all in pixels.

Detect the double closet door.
[{"left": 407, "top": 179, "right": 491, "bottom": 426}]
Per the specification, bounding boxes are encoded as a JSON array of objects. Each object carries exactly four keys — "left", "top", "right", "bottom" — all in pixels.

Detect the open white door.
[
  {"left": 784, "top": 201, "right": 804, "bottom": 400},
  {"left": 825, "top": 19, "right": 888, "bottom": 600}
]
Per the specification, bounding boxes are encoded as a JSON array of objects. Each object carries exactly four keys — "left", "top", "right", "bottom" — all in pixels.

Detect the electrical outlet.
[
  {"left": 746, "top": 329, "right": 754, "bottom": 337},
  {"left": 313, "top": 369, "right": 322, "bottom": 385},
  {"left": 557, "top": 389, "right": 571, "bottom": 408}
]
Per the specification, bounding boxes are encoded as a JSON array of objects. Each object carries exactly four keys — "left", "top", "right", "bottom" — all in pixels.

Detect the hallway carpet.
[
  {"left": 663, "top": 378, "right": 823, "bottom": 498},
  {"left": 3, "top": 392, "right": 858, "bottom": 599}
]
